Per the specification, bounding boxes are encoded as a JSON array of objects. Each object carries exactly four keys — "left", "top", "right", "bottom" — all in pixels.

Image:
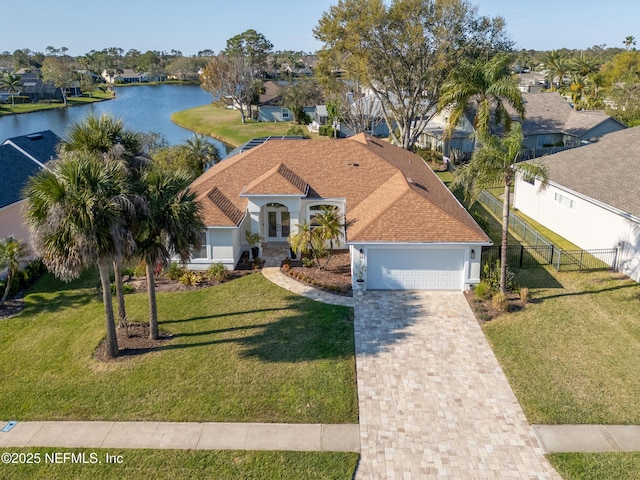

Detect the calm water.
[{"left": 0, "top": 84, "right": 229, "bottom": 155}]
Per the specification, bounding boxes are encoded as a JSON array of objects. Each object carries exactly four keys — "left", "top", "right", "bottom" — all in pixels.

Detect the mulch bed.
[
  {"left": 0, "top": 296, "right": 24, "bottom": 320},
  {"left": 94, "top": 322, "right": 173, "bottom": 362},
  {"left": 464, "top": 290, "right": 526, "bottom": 324},
  {"left": 282, "top": 251, "right": 353, "bottom": 296}
]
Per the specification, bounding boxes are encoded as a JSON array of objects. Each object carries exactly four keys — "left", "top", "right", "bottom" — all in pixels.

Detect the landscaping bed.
[{"left": 282, "top": 250, "right": 353, "bottom": 296}]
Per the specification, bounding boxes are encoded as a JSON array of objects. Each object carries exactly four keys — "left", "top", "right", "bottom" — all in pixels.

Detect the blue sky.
[{"left": 2, "top": 0, "right": 638, "bottom": 56}]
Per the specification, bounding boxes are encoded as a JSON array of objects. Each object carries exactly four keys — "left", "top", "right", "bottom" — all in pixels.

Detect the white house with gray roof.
[{"left": 513, "top": 127, "right": 640, "bottom": 283}]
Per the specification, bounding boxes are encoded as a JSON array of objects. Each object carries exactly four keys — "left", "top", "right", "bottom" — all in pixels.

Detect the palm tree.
[
  {"left": 184, "top": 133, "right": 221, "bottom": 173},
  {"left": 543, "top": 51, "right": 570, "bottom": 91},
  {"left": 289, "top": 223, "right": 325, "bottom": 269},
  {"left": 59, "top": 114, "right": 146, "bottom": 327},
  {"left": 313, "top": 206, "right": 344, "bottom": 269},
  {"left": 135, "top": 166, "right": 203, "bottom": 340},
  {"left": 451, "top": 124, "right": 549, "bottom": 294},
  {"left": 439, "top": 53, "right": 525, "bottom": 146},
  {"left": 1, "top": 72, "right": 22, "bottom": 108},
  {"left": 0, "top": 238, "right": 30, "bottom": 307},
  {"left": 24, "top": 153, "right": 136, "bottom": 358},
  {"left": 624, "top": 35, "right": 636, "bottom": 51}
]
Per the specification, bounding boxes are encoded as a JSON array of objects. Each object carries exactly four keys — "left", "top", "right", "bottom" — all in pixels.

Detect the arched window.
[{"left": 308, "top": 204, "right": 340, "bottom": 228}]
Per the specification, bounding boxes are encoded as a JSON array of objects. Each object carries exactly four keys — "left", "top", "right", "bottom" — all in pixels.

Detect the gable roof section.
[
  {"left": 525, "top": 127, "right": 640, "bottom": 219},
  {"left": 191, "top": 133, "right": 489, "bottom": 244},
  {"left": 243, "top": 163, "right": 308, "bottom": 195},
  {"left": 0, "top": 130, "right": 60, "bottom": 209},
  {"left": 514, "top": 92, "right": 624, "bottom": 138}
]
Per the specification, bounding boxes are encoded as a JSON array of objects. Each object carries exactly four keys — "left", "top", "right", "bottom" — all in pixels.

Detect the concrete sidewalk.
[
  {"left": 0, "top": 421, "right": 360, "bottom": 452},
  {"left": 534, "top": 425, "right": 640, "bottom": 453}
]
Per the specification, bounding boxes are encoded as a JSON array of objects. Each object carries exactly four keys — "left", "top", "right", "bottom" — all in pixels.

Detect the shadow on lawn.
[{"left": 122, "top": 295, "right": 355, "bottom": 363}]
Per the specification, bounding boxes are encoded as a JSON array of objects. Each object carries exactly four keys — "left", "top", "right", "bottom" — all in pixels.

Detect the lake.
[{"left": 0, "top": 84, "right": 229, "bottom": 155}]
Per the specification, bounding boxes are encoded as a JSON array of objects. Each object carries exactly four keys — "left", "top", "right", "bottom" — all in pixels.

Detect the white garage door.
[{"left": 367, "top": 248, "right": 464, "bottom": 290}]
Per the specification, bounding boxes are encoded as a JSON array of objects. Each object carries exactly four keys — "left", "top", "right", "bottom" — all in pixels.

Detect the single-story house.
[
  {"left": 186, "top": 134, "right": 491, "bottom": 291},
  {"left": 513, "top": 127, "right": 640, "bottom": 283},
  {"left": 0, "top": 131, "right": 60, "bottom": 247},
  {"left": 418, "top": 92, "right": 627, "bottom": 160}
]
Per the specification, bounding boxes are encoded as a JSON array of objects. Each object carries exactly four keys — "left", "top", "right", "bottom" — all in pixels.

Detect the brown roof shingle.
[{"left": 190, "top": 134, "right": 490, "bottom": 243}]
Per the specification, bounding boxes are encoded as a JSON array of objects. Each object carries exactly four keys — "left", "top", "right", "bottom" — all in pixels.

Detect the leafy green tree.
[
  {"left": 135, "top": 167, "right": 204, "bottom": 339},
  {"left": 0, "top": 72, "right": 21, "bottom": 108},
  {"left": 42, "top": 56, "right": 78, "bottom": 106},
  {"left": 281, "top": 79, "right": 323, "bottom": 123},
  {"left": 439, "top": 53, "right": 524, "bottom": 142},
  {"left": 224, "top": 29, "right": 273, "bottom": 75},
  {"left": 24, "top": 154, "right": 136, "bottom": 358},
  {"left": 451, "top": 124, "right": 548, "bottom": 294},
  {"left": 0, "top": 239, "right": 29, "bottom": 307},
  {"left": 314, "top": 0, "right": 512, "bottom": 150}
]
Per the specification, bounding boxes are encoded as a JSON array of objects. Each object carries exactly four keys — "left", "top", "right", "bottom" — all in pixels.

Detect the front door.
[{"left": 266, "top": 206, "right": 290, "bottom": 241}]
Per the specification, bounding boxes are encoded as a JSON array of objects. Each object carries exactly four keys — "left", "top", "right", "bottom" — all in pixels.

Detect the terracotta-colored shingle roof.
[
  {"left": 243, "top": 163, "right": 308, "bottom": 195},
  {"left": 190, "top": 134, "right": 489, "bottom": 244}
]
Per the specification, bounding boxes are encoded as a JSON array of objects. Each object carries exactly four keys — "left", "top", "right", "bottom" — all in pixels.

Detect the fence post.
[
  {"left": 556, "top": 249, "right": 562, "bottom": 271},
  {"left": 549, "top": 245, "right": 554, "bottom": 265},
  {"left": 520, "top": 245, "right": 524, "bottom": 268},
  {"left": 579, "top": 250, "right": 584, "bottom": 271}
]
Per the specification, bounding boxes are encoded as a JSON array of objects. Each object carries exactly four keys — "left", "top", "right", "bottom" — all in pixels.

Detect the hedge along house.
[{"left": 186, "top": 134, "right": 491, "bottom": 291}]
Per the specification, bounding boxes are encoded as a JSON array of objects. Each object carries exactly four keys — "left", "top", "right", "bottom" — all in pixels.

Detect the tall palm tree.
[
  {"left": 624, "top": 35, "right": 636, "bottom": 51},
  {"left": 313, "top": 206, "right": 344, "bottom": 269},
  {"left": 59, "top": 114, "right": 146, "bottom": 327},
  {"left": 451, "top": 124, "right": 549, "bottom": 294},
  {"left": 24, "top": 153, "right": 136, "bottom": 358},
  {"left": 1, "top": 72, "right": 22, "bottom": 108},
  {"left": 184, "top": 133, "right": 221, "bottom": 173},
  {"left": 543, "top": 50, "right": 570, "bottom": 91},
  {"left": 0, "top": 238, "right": 30, "bottom": 307},
  {"left": 135, "top": 166, "right": 203, "bottom": 340},
  {"left": 439, "top": 53, "right": 525, "bottom": 145}
]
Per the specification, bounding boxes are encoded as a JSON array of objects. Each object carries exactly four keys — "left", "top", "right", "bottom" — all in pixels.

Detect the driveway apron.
[{"left": 354, "top": 291, "right": 560, "bottom": 479}]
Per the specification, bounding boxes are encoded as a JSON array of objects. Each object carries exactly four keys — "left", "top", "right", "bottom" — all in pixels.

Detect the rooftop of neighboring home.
[
  {"left": 0, "top": 130, "right": 60, "bottom": 209},
  {"left": 508, "top": 92, "right": 627, "bottom": 138},
  {"left": 190, "top": 133, "right": 489, "bottom": 244},
  {"left": 523, "top": 126, "right": 640, "bottom": 219}
]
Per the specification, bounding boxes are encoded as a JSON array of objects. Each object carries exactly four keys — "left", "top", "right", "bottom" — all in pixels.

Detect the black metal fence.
[{"left": 482, "top": 245, "right": 619, "bottom": 272}]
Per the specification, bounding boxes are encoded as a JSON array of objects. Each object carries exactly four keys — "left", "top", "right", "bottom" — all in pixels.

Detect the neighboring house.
[
  {"left": 0, "top": 131, "right": 60, "bottom": 247},
  {"left": 517, "top": 72, "right": 547, "bottom": 94},
  {"left": 17, "top": 72, "right": 65, "bottom": 103},
  {"left": 513, "top": 127, "right": 640, "bottom": 283},
  {"left": 418, "top": 92, "right": 627, "bottom": 160},
  {"left": 186, "top": 134, "right": 491, "bottom": 291},
  {"left": 101, "top": 69, "right": 164, "bottom": 84}
]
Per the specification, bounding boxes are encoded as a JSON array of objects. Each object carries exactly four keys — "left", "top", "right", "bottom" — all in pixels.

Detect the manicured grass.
[
  {"left": 171, "top": 104, "right": 320, "bottom": 147},
  {"left": 0, "top": 91, "right": 114, "bottom": 116},
  {"left": 0, "top": 272, "right": 357, "bottom": 423},
  {"left": 2, "top": 448, "right": 359, "bottom": 480},
  {"left": 547, "top": 452, "right": 640, "bottom": 480},
  {"left": 483, "top": 267, "right": 640, "bottom": 425}
]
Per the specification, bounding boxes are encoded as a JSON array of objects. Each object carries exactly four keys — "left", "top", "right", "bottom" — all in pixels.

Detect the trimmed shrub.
[
  {"left": 482, "top": 259, "right": 517, "bottom": 292},
  {"left": 206, "top": 263, "right": 228, "bottom": 283},
  {"left": 110, "top": 283, "right": 134, "bottom": 295},
  {"left": 474, "top": 280, "right": 493, "bottom": 300},
  {"left": 179, "top": 271, "right": 202, "bottom": 286},
  {"left": 166, "top": 262, "right": 185, "bottom": 281}
]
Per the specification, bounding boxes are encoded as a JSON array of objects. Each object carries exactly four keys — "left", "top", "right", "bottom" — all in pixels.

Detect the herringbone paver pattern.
[{"left": 353, "top": 291, "right": 560, "bottom": 479}]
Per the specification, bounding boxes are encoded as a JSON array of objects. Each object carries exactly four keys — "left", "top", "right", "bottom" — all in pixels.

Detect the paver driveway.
[{"left": 353, "top": 290, "right": 560, "bottom": 479}]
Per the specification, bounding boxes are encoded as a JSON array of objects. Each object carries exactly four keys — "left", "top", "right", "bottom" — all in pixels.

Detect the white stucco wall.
[
  {"left": 0, "top": 201, "right": 32, "bottom": 246},
  {"left": 514, "top": 174, "right": 640, "bottom": 282}
]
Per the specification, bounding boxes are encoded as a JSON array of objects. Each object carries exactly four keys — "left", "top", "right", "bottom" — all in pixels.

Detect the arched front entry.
[{"left": 264, "top": 203, "right": 290, "bottom": 242}]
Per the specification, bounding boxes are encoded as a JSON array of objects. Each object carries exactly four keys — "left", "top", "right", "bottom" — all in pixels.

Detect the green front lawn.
[
  {"left": 484, "top": 267, "right": 640, "bottom": 425},
  {"left": 2, "top": 448, "right": 359, "bottom": 480},
  {"left": 0, "top": 272, "right": 357, "bottom": 424},
  {"left": 171, "top": 104, "right": 320, "bottom": 147},
  {"left": 548, "top": 453, "right": 640, "bottom": 480},
  {"left": 0, "top": 91, "right": 114, "bottom": 116}
]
